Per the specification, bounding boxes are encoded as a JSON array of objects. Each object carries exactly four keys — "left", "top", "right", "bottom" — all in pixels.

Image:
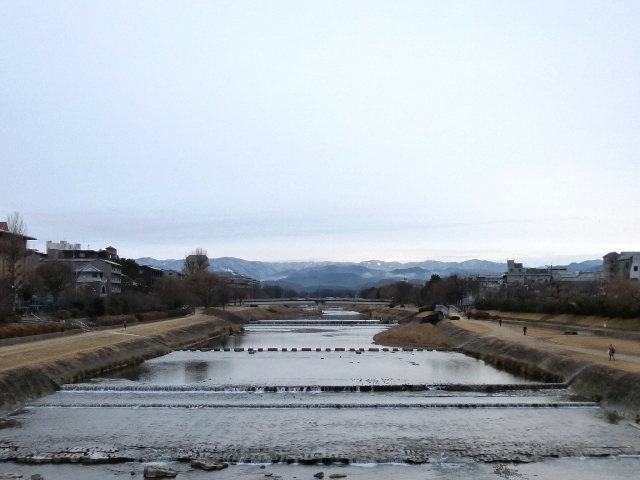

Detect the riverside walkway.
[
  {"left": 459, "top": 317, "right": 640, "bottom": 374},
  {"left": 0, "top": 315, "right": 220, "bottom": 373}
]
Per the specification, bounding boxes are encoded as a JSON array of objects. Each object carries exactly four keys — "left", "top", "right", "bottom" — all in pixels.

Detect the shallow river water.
[{"left": 2, "top": 313, "right": 640, "bottom": 479}]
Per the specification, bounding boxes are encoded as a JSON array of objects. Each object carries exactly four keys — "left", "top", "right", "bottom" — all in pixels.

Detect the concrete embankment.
[
  {"left": 0, "top": 317, "right": 240, "bottom": 415},
  {"left": 436, "top": 320, "right": 640, "bottom": 415}
]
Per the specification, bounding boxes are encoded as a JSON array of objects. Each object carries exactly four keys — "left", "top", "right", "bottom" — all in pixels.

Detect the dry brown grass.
[
  {"left": 482, "top": 310, "right": 640, "bottom": 331},
  {"left": 373, "top": 323, "right": 450, "bottom": 348},
  {"left": 0, "top": 314, "right": 230, "bottom": 373},
  {"left": 457, "top": 319, "right": 640, "bottom": 374}
]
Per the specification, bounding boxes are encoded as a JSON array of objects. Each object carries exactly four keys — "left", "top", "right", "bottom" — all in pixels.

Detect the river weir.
[{"left": 2, "top": 311, "right": 640, "bottom": 479}]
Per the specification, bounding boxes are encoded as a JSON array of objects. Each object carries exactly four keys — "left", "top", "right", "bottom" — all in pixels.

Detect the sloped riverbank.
[
  {"left": 204, "top": 305, "right": 320, "bottom": 323},
  {"left": 436, "top": 320, "right": 640, "bottom": 415},
  {"left": 0, "top": 316, "right": 240, "bottom": 414},
  {"left": 373, "top": 323, "right": 450, "bottom": 348}
]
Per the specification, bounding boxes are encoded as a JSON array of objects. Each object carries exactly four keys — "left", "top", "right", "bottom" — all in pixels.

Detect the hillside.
[{"left": 136, "top": 256, "right": 602, "bottom": 290}]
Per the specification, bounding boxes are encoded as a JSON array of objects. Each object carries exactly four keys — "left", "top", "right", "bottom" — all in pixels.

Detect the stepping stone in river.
[
  {"left": 143, "top": 466, "right": 178, "bottom": 478},
  {"left": 190, "top": 458, "right": 228, "bottom": 471}
]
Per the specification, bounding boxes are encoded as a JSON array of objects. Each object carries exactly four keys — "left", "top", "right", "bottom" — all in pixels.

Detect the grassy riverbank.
[
  {"left": 373, "top": 323, "right": 450, "bottom": 348},
  {"left": 0, "top": 314, "right": 240, "bottom": 414},
  {"left": 474, "top": 309, "right": 640, "bottom": 332},
  {"left": 204, "top": 305, "right": 319, "bottom": 322},
  {"left": 438, "top": 319, "right": 640, "bottom": 416},
  {"left": 346, "top": 304, "right": 417, "bottom": 322},
  {"left": 373, "top": 317, "right": 640, "bottom": 415}
]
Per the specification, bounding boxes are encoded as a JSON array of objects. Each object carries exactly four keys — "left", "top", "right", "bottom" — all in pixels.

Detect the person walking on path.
[
  {"left": 608, "top": 344, "right": 615, "bottom": 361},
  {"left": 523, "top": 325, "right": 527, "bottom": 336},
  {"left": 123, "top": 319, "right": 127, "bottom": 330},
  {"left": 499, "top": 318, "right": 502, "bottom": 327}
]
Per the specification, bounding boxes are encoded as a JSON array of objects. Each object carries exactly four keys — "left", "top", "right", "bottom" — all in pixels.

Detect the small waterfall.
[
  {"left": 29, "top": 402, "right": 600, "bottom": 409},
  {"left": 59, "top": 383, "right": 567, "bottom": 393}
]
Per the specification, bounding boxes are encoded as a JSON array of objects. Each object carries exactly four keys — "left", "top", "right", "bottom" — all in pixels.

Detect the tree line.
[
  {"left": 359, "top": 274, "right": 479, "bottom": 306},
  {"left": 476, "top": 277, "right": 640, "bottom": 318}
]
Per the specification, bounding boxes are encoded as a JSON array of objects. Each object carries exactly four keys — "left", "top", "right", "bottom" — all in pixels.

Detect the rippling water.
[{"left": 2, "top": 314, "right": 639, "bottom": 479}]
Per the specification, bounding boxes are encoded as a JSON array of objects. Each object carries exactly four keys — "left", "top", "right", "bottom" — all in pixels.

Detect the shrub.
[
  {"left": 0, "top": 322, "right": 65, "bottom": 339},
  {"left": 88, "top": 297, "right": 106, "bottom": 317},
  {"left": 54, "top": 310, "right": 71, "bottom": 320},
  {"left": 167, "top": 307, "right": 191, "bottom": 318},
  {"left": 0, "top": 314, "right": 21, "bottom": 324},
  {"left": 94, "top": 315, "right": 136, "bottom": 327},
  {"left": 135, "top": 311, "right": 168, "bottom": 322}
]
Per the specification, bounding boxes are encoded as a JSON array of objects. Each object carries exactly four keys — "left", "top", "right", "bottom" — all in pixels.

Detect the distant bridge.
[
  {"left": 242, "top": 298, "right": 391, "bottom": 306},
  {"left": 247, "top": 320, "right": 384, "bottom": 326}
]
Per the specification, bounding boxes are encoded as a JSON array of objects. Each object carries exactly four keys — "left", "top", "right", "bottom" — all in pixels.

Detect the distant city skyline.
[{"left": 2, "top": 2, "right": 638, "bottom": 265}]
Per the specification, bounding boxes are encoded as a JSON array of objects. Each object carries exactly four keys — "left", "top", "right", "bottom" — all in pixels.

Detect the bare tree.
[
  {"left": 216, "top": 283, "right": 231, "bottom": 310},
  {"left": 0, "top": 212, "right": 29, "bottom": 308},
  {"left": 393, "top": 281, "right": 414, "bottom": 306},
  {"left": 183, "top": 248, "right": 210, "bottom": 276},
  {"left": 0, "top": 280, "right": 13, "bottom": 319},
  {"left": 186, "top": 270, "right": 221, "bottom": 308},
  {"left": 0, "top": 237, "right": 26, "bottom": 293},
  {"left": 37, "top": 261, "right": 75, "bottom": 309},
  {"left": 6, "top": 212, "right": 27, "bottom": 235},
  {"left": 237, "top": 288, "right": 246, "bottom": 305},
  {"left": 157, "top": 276, "right": 194, "bottom": 310}
]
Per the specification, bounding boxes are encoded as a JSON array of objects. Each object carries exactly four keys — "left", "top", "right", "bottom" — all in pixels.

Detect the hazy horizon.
[{"left": 2, "top": 2, "right": 638, "bottom": 265}]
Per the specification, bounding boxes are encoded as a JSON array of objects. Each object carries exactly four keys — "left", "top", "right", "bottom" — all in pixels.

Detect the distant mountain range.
[
  {"left": 565, "top": 260, "right": 603, "bottom": 272},
  {"left": 136, "top": 256, "right": 603, "bottom": 291}
]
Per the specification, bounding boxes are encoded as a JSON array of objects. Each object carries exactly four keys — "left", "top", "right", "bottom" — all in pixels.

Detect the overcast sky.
[{"left": 1, "top": 1, "right": 639, "bottom": 265}]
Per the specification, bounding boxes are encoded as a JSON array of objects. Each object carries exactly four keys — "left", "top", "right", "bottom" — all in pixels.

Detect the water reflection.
[
  {"left": 108, "top": 350, "right": 528, "bottom": 386},
  {"left": 4, "top": 311, "right": 639, "bottom": 480}
]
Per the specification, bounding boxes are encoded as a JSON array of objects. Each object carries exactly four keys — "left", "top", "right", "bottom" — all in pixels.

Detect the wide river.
[{"left": 2, "top": 310, "right": 640, "bottom": 479}]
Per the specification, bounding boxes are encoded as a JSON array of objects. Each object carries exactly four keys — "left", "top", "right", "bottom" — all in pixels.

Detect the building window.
[{"left": 634, "top": 266, "right": 639, "bottom": 272}]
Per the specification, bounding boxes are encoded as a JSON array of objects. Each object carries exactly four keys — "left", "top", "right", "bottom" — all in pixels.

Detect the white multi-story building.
[
  {"left": 74, "top": 264, "right": 108, "bottom": 296},
  {"left": 46, "top": 240, "right": 81, "bottom": 252},
  {"left": 45, "top": 241, "right": 123, "bottom": 294},
  {"left": 505, "top": 259, "right": 597, "bottom": 285},
  {"left": 215, "top": 271, "right": 260, "bottom": 298}
]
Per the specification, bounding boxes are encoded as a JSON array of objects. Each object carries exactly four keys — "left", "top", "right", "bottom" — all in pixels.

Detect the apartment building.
[
  {"left": 138, "top": 264, "right": 163, "bottom": 293},
  {"left": 75, "top": 264, "right": 108, "bottom": 296},
  {"left": 216, "top": 271, "right": 260, "bottom": 299},
  {"left": 46, "top": 242, "right": 123, "bottom": 294},
  {"left": 0, "top": 222, "right": 36, "bottom": 287},
  {"left": 603, "top": 252, "right": 640, "bottom": 281},
  {"left": 505, "top": 259, "right": 597, "bottom": 286}
]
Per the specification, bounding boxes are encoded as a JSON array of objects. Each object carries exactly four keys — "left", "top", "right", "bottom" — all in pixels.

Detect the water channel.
[{"left": 2, "top": 310, "right": 640, "bottom": 479}]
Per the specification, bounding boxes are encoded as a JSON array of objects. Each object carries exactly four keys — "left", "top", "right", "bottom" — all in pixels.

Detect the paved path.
[
  {"left": 459, "top": 318, "right": 640, "bottom": 373},
  {"left": 0, "top": 315, "right": 214, "bottom": 373}
]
